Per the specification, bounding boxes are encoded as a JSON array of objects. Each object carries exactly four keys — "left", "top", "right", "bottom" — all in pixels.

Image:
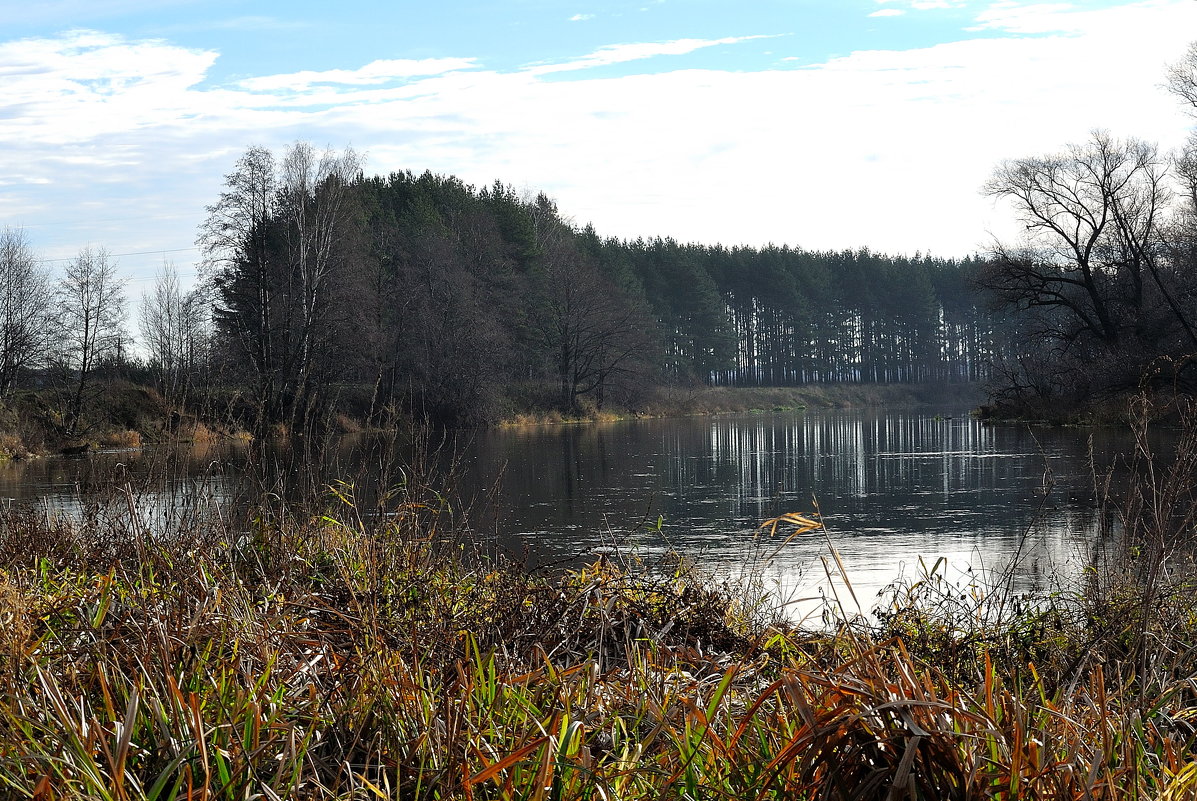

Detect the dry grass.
[
  {"left": 187, "top": 421, "right": 217, "bottom": 443},
  {"left": 98, "top": 429, "right": 142, "bottom": 449},
  {"left": 0, "top": 431, "right": 28, "bottom": 459},
  {"left": 639, "top": 382, "right": 984, "bottom": 418},
  {"left": 1, "top": 501, "right": 1196, "bottom": 801}
]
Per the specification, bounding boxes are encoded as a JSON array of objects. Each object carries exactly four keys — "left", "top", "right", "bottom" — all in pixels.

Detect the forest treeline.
[
  {"left": 186, "top": 145, "right": 1000, "bottom": 431},
  {"left": 0, "top": 150, "right": 998, "bottom": 436},
  {"left": 195, "top": 148, "right": 997, "bottom": 431}
]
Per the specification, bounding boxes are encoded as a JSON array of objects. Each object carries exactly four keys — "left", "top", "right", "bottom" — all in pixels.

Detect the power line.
[{"left": 40, "top": 246, "right": 201, "bottom": 263}]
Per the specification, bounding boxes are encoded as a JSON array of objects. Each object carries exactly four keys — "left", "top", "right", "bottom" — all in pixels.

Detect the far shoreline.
[
  {"left": 0, "top": 380, "right": 989, "bottom": 460},
  {"left": 499, "top": 381, "right": 987, "bottom": 427}
]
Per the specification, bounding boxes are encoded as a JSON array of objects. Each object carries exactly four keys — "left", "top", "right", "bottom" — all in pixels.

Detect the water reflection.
[
  {"left": 0, "top": 408, "right": 1124, "bottom": 618},
  {"left": 469, "top": 409, "right": 1114, "bottom": 617}
]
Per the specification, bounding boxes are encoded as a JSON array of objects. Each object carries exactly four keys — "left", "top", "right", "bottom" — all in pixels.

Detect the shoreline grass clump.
[{"left": 8, "top": 420, "right": 1197, "bottom": 799}]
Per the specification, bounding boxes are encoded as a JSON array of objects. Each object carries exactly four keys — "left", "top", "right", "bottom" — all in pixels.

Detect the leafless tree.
[
  {"left": 55, "top": 245, "right": 126, "bottom": 436},
  {"left": 277, "top": 142, "right": 363, "bottom": 430},
  {"left": 982, "top": 131, "right": 1192, "bottom": 353},
  {"left": 0, "top": 228, "right": 53, "bottom": 396},
  {"left": 387, "top": 224, "right": 516, "bottom": 425},
  {"left": 198, "top": 143, "right": 289, "bottom": 431},
  {"left": 198, "top": 143, "right": 365, "bottom": 432},
  {"left": 197, "top": 145, "right": 280, "bottom": 430},
  {"left": 1166, "top": 41, "right": 1197, "bottom": 116},
  {"left": 139, "top": 262, "right": 209, "bottom": 408},
  {"left": 1167, "top": 43, "right": 1197, "bottom": 225}
]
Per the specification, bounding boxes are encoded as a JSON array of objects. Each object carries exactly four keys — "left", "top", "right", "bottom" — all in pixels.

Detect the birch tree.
[
  {"left": 197, "top": 146, "right": 280, "bottom": 430},
  {"left": 277, "top": 142, "right": 362, "bottom": 429},
  {"left": 139, "top": 262, "right": 209, "bottom": 408},
  {"left": 56, "top": 246, "right": 126, "bottom": 436}
]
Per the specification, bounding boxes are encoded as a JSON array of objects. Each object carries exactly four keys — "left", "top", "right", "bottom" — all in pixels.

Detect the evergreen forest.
[{"left": 186, "top": 143, "right": 998, "bottom": 430}]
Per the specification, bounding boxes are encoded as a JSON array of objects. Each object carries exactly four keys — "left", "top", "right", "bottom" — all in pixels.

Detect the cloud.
[
  {"left": 869, "top": 9, "right": 907, "bottom": 17},
  {"left": 967, "top": 1, "right": 1159, "bottom": 34},
  {"left": 0, "top": 30, "right": 218, "bottom": 147},
  {"left": 569, "top": 13, "right": 595, "bottom": 22},
  {"left": 2, "top": 3, "right": 1197, "bottom": 277},
  {"left": 523, "top": 35, "right": 779, "bottom": 75},
  {"left": 238, "top": 58, "right": 479, "bottom": 92}
]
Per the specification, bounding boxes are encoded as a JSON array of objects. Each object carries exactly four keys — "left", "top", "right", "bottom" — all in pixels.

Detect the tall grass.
[{"left": 6, "top": 407, "right": 1197, "bottom": 799}]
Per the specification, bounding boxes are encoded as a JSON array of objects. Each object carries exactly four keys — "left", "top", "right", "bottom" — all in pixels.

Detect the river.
[{"left": 0, "top": 406, "right": 1121, "bottom": 620}]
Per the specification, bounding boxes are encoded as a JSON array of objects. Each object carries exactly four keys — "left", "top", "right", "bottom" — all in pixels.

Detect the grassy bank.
[
  {"left": 639, "top": 381, "right": 985, "bottom": 416},
  {"left": 0, "top": 379, "right": 986, "bottom": 454},
  {"left": 5, "top": 410, "right": 1197, "bottom": 800},
  {"left": 0, "top": 382, "right": 257, "bottom": 460},
  {"left": 502, "top": 381, "right": 985, "bottom": 426}
]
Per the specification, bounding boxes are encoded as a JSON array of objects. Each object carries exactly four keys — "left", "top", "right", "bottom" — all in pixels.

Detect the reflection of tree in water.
[
  {"left": 0, "top": 412, "right": 1148, "bottom": 590},
  {"left": 556, "top": 425, "right": 617, "bottom": 508}
]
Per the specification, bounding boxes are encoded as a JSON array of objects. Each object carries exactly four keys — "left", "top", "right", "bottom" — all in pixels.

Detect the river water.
[{"left": 0, "top": 406, "right": 1123, "bottom": 620}]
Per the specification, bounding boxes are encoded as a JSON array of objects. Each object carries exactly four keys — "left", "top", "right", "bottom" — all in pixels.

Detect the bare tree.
[
  {"left": 139, "top": 262, "right": 209, "bottom": 408},
  {"left": 55, "top": 246, "right": 126, "bottom": 436},
  {"left": 386, "top": 224, "right": 516, "bottom": 426},
  {"left": 982, "top": 131, "right": 1190, "bottom": 352},
  {"left": 197, "top": 145, "right": 280, "bottom": 431},
  {"left": 198, "top": 143, "right": 364, "bottom": 432},
  {"left": 277, "top": 142, "right": 363, "bottom": 430},
  {"left": 0, "top": 228, "right": 53, "bottom": 396},
  {"left": 1166, "top": 41, "right": 1197, "bottom": 115},
  {"left": 529, "top": 204, "right": 656, "bottom": 411},
  {"left": 1167, "top": 43, "right": 1197, "bottom": 228}
]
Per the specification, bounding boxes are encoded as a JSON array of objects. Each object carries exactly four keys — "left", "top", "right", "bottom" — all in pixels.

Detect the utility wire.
[{"left": 40, "top": 246, "right": 201, "bottom": 263}]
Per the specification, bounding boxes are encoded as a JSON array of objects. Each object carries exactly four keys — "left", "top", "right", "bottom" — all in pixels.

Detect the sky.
[{"left": 2, "top": 0, "right": 1197, "bottom": 300}]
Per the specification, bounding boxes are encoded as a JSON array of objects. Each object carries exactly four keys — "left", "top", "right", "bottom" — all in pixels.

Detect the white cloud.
[
  {"left": 523, "top": 35, "right": 778, "bottom": 75},
  {"left": 239, "top": 58, "right": 479, "bottom": 92},
  {"left": 968, "top": 1, "right": 1159, "bottom": 34},
  {"left": 2, "top": 2, "right": 1197, "bottom": 280},
  {"left": 569, "top": 13, "right": 596, "bottom": 22},
  {"left": 869, "top": 9, "right": 907, "bottom": 17},
  {"left": 0, "top": 30, "right": 218, "bottom": 147}
]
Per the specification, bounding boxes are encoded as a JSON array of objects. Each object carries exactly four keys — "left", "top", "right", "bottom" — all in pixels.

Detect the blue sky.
[{"left": 2, "top": 0, "right": 1196, "bottom": 300}]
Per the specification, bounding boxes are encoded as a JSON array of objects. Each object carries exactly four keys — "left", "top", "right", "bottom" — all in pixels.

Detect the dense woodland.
[{"left": 199, "top": 153, "right": 998, "bottom": 430}]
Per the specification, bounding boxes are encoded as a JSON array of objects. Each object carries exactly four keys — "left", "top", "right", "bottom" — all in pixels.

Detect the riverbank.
[
  {"left": 977, "top": 387, "right": 1197, "bottom": 428},
  {"left": 501, "top": 381, "right": 986, "bottom": 426},
  {"left": 0, "top": 382, "right": 253, "bottom": 460},
  {"left": 0, "top": 380, "right": 987, "bottom": 457},
  {"left": 642, "top": 381, "right": 985, "bottom": 415},
  {"left": 2, "top": 463, "right": 1195, "bottom": 800}
]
